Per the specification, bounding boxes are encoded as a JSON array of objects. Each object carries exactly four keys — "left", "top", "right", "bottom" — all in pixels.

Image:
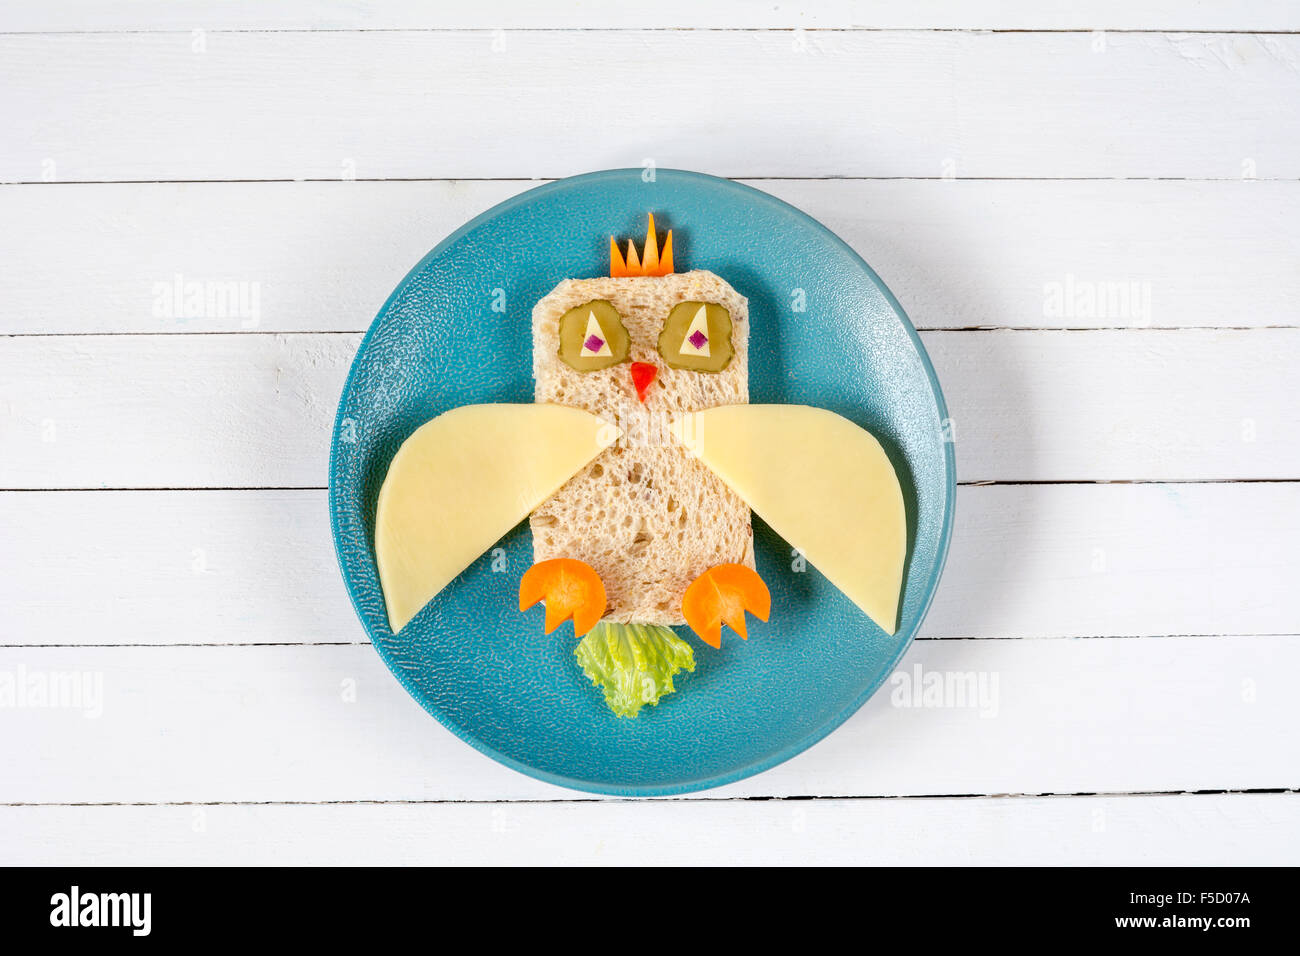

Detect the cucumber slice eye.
[
  {"left": 557, "top": 300, "right": 630, "bottom": 371},
  {"left": 657, "top": 301, "right": 734, "bottom": 372}
]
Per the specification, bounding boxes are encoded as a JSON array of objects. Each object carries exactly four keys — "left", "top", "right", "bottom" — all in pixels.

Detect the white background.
[{"left": 1, "top": 2, "right": 1298, "bottom": 865}]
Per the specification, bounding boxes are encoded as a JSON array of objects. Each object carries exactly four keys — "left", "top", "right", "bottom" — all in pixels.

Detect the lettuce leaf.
[{"left": 574, "top": 622, "right": 696, "bottom": 718}]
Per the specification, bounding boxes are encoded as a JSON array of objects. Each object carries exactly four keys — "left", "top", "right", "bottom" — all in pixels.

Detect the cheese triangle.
[
  {"left": 579, "top": 311, "right": 613, "bottom": 357},
  {"left": 679, "top": 304, "right": 711, "bottom": 357},
  {"left": 669, "top": 405, "right": 906, "bottom": 634},
  {"left": 375, "top": 403, "right": 619, "bottom": 632}
]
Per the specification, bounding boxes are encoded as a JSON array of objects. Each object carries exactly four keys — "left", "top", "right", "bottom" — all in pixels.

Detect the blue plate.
[{"left": 329, "top": 169, "right": 955, "bottom": 796}]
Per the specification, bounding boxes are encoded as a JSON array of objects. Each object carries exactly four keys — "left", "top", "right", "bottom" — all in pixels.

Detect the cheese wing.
[
  {"left": 669, "top": 405, "right": 906, "bottom": 635},
  {"left": 375, "top": 403, "right": 619, "bottom": 632}
]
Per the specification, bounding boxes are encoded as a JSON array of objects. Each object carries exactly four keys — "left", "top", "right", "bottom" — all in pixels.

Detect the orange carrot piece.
[
  {"left": 656, "top": 230, "right": 673, "bottom": 275},
  {"left": 681, "top": 563, "right": 771, "bottom": 648},
  {"left": 519, "top": 558, "right": 608, "bottom": 637},
  {"left": 642, "top": 213, "right": 660, "bottom": 273},
  {"left": 610, "top": 238, "right": 628, "bottom": 277}
]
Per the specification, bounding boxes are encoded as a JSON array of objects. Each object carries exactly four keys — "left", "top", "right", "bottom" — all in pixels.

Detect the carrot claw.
[
  {"left": 519, "top": 558, "right": 607, "bottom": 638},
  {"left": 681, "top": 564, "right": 771, "bottom": 648}
]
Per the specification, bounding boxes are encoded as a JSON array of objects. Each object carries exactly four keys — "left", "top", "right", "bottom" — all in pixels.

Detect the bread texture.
[{"left": 530, "top": 270, "right": 754, "bottom": 625}]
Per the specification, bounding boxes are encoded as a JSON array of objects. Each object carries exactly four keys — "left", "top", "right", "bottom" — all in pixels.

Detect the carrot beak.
[{"left": 629, "top": 362, "right": 658, "bottom": 402}]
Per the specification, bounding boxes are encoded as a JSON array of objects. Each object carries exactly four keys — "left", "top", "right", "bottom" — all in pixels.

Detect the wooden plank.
[
  {"left": 0, "top": 636, "right": 1293, "bottom": 802},
  {"left": 0, "top": 180, "right": 523, "bottom": 336},
  {"left": 3, "top": 31, "right": 1297, "bottom": 182},
  {"left": 927, "top": 482, "right": 1300, "bottom": 639},
  {"left": 2, "top": 2, "right": 1295, "bottom": 33},
  {"left": 0, "top": 333, "right": 351, "bottom": 489},
  {"left": 4, "top": 179, "right": 1296, "bottom": 335},
  {"left": 2, "top": 330, "right": 1295, "bottom": 487},
  {"left": 926, "top": 329, "right": 1300, "bottom": 482},
  {"left": 2, "top": 482, "right": 1295, "bottom": 647},
  {"left": 0, "top": 490, "right": 360, "bottom": 647},
  {"left": 0, "top": 793, "right": 1294, "bottom": 865}
]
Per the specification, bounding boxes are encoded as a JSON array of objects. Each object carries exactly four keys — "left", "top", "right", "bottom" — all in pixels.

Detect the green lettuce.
[{"left": 575, "top": 622, "right": 696, "bottom": 718}]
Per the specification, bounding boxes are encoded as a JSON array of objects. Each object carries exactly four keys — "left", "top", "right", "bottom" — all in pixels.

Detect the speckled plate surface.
[{"left": 329, "top": 169, "right": 955, "bottom": 796}]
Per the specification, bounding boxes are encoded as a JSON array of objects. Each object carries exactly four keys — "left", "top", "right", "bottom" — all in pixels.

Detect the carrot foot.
[
  {"left": 519, "top": 558, "right": 607, "bottom": 638},
  {"left": 681, "top": 564, "right": 771, "bottom": 648}
]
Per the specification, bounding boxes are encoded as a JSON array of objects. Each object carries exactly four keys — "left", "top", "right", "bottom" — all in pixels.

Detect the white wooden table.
[{"left": 2, "top": 2, "right": 1298, "bottom": 865}]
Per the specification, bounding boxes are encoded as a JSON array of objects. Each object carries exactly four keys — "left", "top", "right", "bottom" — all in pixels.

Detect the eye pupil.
[
  {"left": 584, "top": 334, "right": 605, "bottom": 351},
  {"left": 688, "top": 330, "right": 708, "bottom": 350}
]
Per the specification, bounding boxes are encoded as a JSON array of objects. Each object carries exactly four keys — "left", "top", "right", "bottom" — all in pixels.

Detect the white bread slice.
[{"left": 530, "top": 270, "right": 753, "bottom": 625}]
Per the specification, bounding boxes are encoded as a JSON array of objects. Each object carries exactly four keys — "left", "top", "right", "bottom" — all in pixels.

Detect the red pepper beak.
[{"left": 629, "top": 362, "right": 658, "bottom": 402}]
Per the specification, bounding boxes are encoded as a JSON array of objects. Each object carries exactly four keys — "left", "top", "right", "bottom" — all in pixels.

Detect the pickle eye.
[
  {"left": 557, "top": 300, "right": 630, "bottom": 371},
  {"left": 657, "top": 301, "right": 733, "bottom": 372}
]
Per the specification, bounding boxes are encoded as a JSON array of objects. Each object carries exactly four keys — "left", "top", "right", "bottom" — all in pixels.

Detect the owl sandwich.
[{"left": 374, "top": 216, "right": 907, "bottom": 717}]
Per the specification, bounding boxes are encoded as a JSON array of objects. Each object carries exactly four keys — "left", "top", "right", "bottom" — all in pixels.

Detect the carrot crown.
[{"left": 610, "top": 213, "right": 674, "bottom": 277}]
